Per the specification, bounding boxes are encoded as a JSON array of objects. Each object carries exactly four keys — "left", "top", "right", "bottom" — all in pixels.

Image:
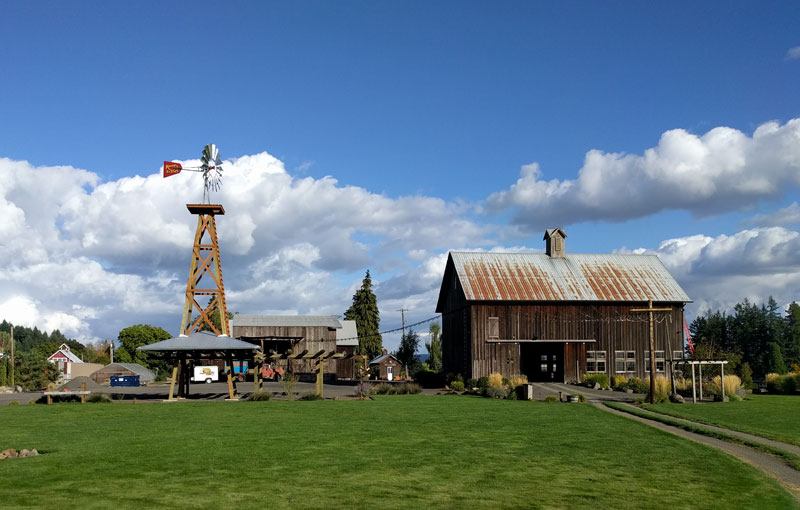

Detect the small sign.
[{"left": 163, "top": 161, "right": 182, "bottom": 177}]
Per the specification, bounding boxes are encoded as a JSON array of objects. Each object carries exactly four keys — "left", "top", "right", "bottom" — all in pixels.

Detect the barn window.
[
  {"left": 645, "top": 351, "right": 666, "bottom": 372},
  {"left": 586, "top": 351, "right": 606, "bottom": 373},
  {"left": 487, "top": 317, "right": 499, "bottom": 340},
  {"left": 673, "top": 350, "right": 684, "bottom": 360},
  {"left": 615, "top": 351, "right": 635, "bottom": 373}
]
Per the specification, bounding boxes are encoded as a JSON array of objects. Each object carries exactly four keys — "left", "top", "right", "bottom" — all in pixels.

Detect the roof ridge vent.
[{"left": 543, "top": 228, "right": 567, "bottom": 258}]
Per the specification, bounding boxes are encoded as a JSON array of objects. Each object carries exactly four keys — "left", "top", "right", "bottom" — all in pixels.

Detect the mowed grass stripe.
[{"left": 0, "top": 396, "right": 797, "bottom": 510}]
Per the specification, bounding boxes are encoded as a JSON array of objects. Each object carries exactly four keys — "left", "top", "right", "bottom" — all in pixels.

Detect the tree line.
[{"left": 689, "top": 298, "right": 800, "bottom": 379}]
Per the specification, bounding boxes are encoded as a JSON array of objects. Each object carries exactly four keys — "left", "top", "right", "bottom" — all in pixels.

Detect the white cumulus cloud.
[{"left": 488, "top": 119, "right": 800, "bottom": 231}]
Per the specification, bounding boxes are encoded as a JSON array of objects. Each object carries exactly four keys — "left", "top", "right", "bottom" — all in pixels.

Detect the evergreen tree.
[
  {"left": 344, "top": 270, "right": 382, "bottom": 360},
  {"left": 784, "top": 302, "right": 800, "bottom": 369},
  {"left": 765, "top": 342, "right": 787, "bottom": 374},
  {"left": 0, "top": 357, "right": 7, "bottom": 386},
  {"left": 425, "top": 322, "right": 443, "bottom": 373}
]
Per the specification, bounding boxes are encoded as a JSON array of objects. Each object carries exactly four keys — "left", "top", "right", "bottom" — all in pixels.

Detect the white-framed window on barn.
[
  {"left": 673, "top": 350, "right": 684, "bottom": 361},
  {"left": 487, "top": 317, "right": 499, "bottom": 340},
  {"left": 645, "top": 351, "right": 666, "bottom": 372},
  {"left": 586, "top": 351, "right": 606, "bottom": 373},
  {"left": 615, "top": 351, "right": 635, "bottom": 373}
]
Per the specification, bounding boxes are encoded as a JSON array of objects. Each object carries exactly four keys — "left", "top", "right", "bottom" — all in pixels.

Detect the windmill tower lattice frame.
[{"left": 180, "top": 203, "right": 229, "bottom": 336}]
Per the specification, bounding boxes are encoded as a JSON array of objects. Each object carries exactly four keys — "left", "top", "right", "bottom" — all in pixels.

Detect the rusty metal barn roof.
[{"left": 446, "top": 252, "right": 690, "bottom": 304}]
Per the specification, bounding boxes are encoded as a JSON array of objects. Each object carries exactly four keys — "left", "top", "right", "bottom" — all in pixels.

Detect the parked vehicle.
[{"left": 191, "top": 365, "right": 218, "bottom": 384}]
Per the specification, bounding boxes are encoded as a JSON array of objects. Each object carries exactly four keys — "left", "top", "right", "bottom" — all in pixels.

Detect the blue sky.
[{"left": 1, "top": 2, "right": 799, "bottom": 349}]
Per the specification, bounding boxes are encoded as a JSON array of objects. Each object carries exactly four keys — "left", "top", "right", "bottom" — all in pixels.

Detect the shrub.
[
  {"left": 507, "top": 375, "right": 528, "bottom": 389},
  {"left": 633, "top": 397, "right": 645, "bottom": 404},
  {"left": 780, "top": 373, "right": 798, "bottom": 395},
  {"left": 505, "top": 388, "right": 517, "bottom": 400},
  {"left": 8, "top": 400, "right": 20, "bottom": 406},
  {"left": 626, "top": 377, "right": 648, "bottom": 394},
  {"left": 300, "top": 392, "right": 323, "bottom": 401},
  {"left": 449, "top": 381, "right": 465, "bottom": 392},
  {"left": 87, "top": 393, "right": 112, "bottom": 404},
  {"left": 544, "top": 395, "right": 558, "bottom": 403},
  {"left": 403, "top": 383, "right": 422, "bottom": 394},
  {"left": 728, "top": 393, "right": 743, "bottom": 402},
  {"left": 573, "top": 392, "right": 587, "bottom": 403},
  {"left": 583, "top": 373, "right": 610, "bottom": 389},
  {"left": 645, "top": 376, "right": 670, "bottom": 403},
  {"left": 483, "top": 387, "right": 507, "bottom": 399},
  {"left": 372, "top": 383, "right": 392, "bottom": 395},
  {"left": 488, "top": 373, "right": 504, "bottom": 389},
  {"left": 465, "top": 378, "right": 478, "bottom": 390},
  {"left": 477, "top": 376, "right": 490, "bottom": 389},
  {"left": 612, "top": 375, "right": 628, "bottom": 390},
  {"left": 414, "top": 370, "right": 446, "bottom": 389},
  {"left": 766, "top": 373, "right": 782, "bottom": 394}
]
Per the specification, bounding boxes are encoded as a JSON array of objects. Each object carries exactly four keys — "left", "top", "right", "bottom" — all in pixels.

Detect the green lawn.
[
  {"left": 643, "top": 395, "right": 800, "bottom": 446},
  {"left": 1, "top": 396, "right": 797, "bottom": 509}
]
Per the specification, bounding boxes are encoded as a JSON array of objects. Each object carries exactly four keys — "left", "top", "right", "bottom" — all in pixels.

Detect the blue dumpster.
[{"left": 110, "top": 375, "right": 140, "bottom": 387}]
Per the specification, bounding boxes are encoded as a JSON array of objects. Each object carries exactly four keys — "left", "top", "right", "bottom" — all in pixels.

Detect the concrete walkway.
[
  {"left": 532, "top": 382, "right": 642, "bottom": 402},
  {"left": 639, "top": 406, "right": 800, "bottom": 458},
  {"left": 598, "top": 402, "right": 800, "bottom": 500}
]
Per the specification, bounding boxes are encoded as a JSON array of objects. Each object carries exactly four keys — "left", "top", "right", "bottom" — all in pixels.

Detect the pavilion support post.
[
  {"left": 226, "top": 352, "right": 235, "bottom": 400},
  {"left": 183, "top": 358, "right": 190, "bottom": 397},
  {"left": 168, "top": 363, "right": 179, "bottom": 401},
  {"left": 691, "top": 364, "right": 697, "bottom": 404},
  {"left": 81, "top": 381, "right": 87, "bottom": 405},
  {"left": 698, "top": 364, "right": 703, "bottom": 401},
  {"left": 721, "top": 362, "right": 726, "bottom": 402}
]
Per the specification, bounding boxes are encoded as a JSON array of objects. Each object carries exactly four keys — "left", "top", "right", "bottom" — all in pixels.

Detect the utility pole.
[
  {"left": 397, "top": 308, "right": 408, "bottom": 338},
  {"left": 10, "top": 325, "right": 14, "bottom": 387},
  {"left": 631, "top": 300, "right": 672, "bottom": 404}
]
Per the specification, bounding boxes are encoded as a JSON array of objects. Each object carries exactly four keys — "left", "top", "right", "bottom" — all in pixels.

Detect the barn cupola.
[{"left": 544, "top": 228, "right": 567, "bottom": 258}]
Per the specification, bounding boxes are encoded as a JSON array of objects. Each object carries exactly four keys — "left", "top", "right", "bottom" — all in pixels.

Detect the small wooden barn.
[
  {"left": 370, "top": 353, "right": 402, "bottom": 381},
  {"left": 435, "top": 229, "right": 691, "bottom": 382},
  {"left": 47, "top": 344, "right": 83, "bottom": 378},
  {"left": 231, "top": 315, "right": 342, "bottom": 379}
]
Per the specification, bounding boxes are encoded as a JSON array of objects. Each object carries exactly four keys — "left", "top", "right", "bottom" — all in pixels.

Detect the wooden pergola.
[{"left": 669, "top": 359, "right": 729, "bottom": 403}]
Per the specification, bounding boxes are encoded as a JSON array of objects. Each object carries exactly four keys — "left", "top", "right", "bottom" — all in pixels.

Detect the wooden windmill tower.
[{"left": 164, "top": 144, "right": 229, "bottom": 336}]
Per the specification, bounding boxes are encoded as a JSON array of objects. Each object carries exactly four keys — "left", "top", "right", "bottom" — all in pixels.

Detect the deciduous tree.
[{"left": 426, "top": 322, "right": 442, "bottom": 373}]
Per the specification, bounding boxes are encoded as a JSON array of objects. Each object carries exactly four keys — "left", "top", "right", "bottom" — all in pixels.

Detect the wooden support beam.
[
  {"left": 316, "top": 359, "right": 324, "bottom": 398},
  {"left": 292, "top": 349, "right": 309, "bottom": 359}
]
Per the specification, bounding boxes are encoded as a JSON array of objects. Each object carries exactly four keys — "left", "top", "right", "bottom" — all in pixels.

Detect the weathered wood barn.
[
  {"left": 435, "top": 229, "right": 691, "bottom": 382},
  {"left": 231, "top": 315, "right": 344, "bottom": 380}
]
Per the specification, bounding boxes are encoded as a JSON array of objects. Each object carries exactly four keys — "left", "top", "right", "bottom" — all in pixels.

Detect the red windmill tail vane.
[
  {"left": 683, "top": 316, "right": 695, "bottom": 355},
  {"left": 163, "top": 161, "right": 182, "bottom": 177}
]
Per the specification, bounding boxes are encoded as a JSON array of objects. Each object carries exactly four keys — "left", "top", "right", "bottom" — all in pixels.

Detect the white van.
[{"left": 191, "top": 365, "right": 219, "bottom": 384}]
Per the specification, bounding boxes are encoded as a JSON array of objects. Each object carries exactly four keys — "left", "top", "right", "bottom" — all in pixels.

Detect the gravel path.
[{"left": 597, "top": 402, "right": 800, "bottom": 500}]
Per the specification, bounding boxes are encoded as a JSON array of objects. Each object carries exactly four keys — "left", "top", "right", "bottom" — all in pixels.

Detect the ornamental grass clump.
[
  {"left": 488, "top": 373, "right": 504, "bottom": 389},
  {"left": 507, "top": 375, "right": 528, "bottom": 389},
  {"left": 300, "top": 392, "right": 323, "bottom": 401},
  {"left": 644, "top": 376, "right": 670, "bottom": 403},
  {"left": 372, "top": 383, "right": 392, "bottom": 395},
  {"left": 710, "top": 375, "right": 742, "bottom": 397},
  {"left": 87, "top": 393, "right": 112, "bottom": 404},
  {"left": 544, "top": 395, "right": 558, "bottom": 403},
  {"left": 583, "top": 373, "right": 610, "bottom": 389},
  {"left": 248, "top": 390, "right": 273, "bottom": 401}
]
